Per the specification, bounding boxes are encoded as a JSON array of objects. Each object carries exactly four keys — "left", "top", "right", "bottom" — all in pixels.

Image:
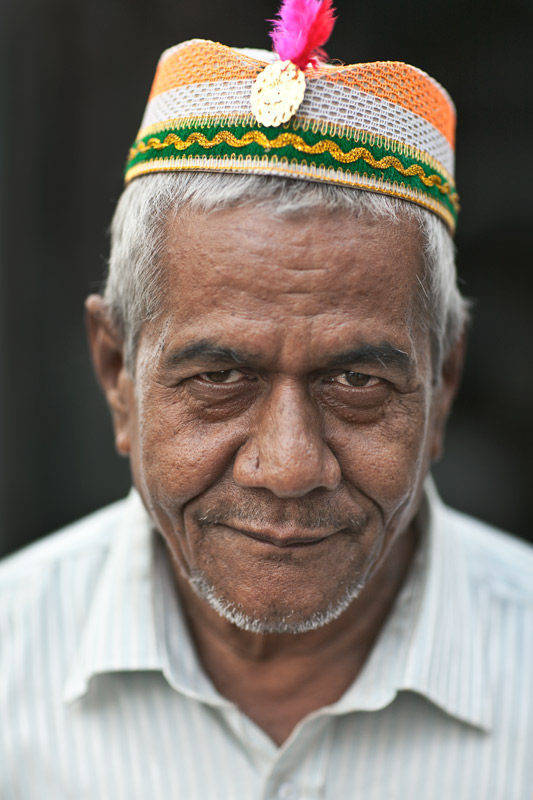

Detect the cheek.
[
  {"left": 331, "top": 397, "right": 430, "bottom": 511},
  {"left": 135, "top": 398, "right": 246, "bottom": 506}
]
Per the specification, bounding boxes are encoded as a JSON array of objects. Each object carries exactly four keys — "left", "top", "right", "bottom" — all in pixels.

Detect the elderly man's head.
[{"left": 87, "top": 173, "right": 467, "bottom": 634}]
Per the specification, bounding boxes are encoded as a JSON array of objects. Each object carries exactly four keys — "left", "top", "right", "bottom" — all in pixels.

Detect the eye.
[
  {"left": 198, "top": 369, "right": 245, "bottom": 384},
  {"left": 329, "top": 371, "right": 380, "bottom": 388}
]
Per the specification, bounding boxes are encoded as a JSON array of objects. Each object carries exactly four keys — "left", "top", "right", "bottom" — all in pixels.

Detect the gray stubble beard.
[{"left": 187, "top": 569, "right": 366, "bottom": 634}]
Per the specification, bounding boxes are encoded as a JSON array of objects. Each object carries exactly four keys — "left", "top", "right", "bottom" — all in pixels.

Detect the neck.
[{"left": 169, "top": 524, "right": 418, "bottom": 745}]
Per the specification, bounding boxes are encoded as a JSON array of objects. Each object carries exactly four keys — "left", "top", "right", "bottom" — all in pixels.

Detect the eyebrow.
[
  {"left": 164, "top": 340, "right": 254, "bottom": 369},
  {"left": 326, "top": 343, "right": 413, "bottom": 374},
  {"left": 164, "top": 339, "right": 412, "bottom": 375}
]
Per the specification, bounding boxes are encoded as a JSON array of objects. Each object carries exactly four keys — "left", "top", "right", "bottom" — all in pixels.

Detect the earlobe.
[{"left": 85, "top": 295, "right": 133, "bottom": 456}]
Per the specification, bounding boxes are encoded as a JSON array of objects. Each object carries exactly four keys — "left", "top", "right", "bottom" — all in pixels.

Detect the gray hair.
[{"left": 104, "top": 172, "right": 469, "bottom": 374}]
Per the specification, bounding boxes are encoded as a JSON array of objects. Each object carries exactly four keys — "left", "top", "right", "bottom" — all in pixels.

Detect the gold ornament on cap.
[{"left": 250, "top": 60, "right": 306, "bottom": 126}]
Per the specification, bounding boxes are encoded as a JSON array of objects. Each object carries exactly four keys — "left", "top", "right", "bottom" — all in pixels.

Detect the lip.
[{"left": 225, "top": 523, "right": 334, "bottom": 549}]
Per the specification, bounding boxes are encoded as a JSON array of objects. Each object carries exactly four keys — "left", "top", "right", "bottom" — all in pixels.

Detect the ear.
[
  {"left": 430, "top": 328, "right": 467, "bottom": 463},
  {"left": 85, "top": 294, "right": 134, "bottom": 456}
]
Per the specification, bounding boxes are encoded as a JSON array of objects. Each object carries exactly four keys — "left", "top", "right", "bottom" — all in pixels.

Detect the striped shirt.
[{"left": 1, "top": 481, "right": 532, "bottom": 799}]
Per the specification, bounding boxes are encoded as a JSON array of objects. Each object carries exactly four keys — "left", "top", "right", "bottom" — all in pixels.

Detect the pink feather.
[{"left": 270, "top": 0, "right": 337, "bottom": 70}]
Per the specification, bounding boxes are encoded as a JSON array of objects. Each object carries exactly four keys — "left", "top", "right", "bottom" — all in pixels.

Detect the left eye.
[
  {"left": 330, "top": 372, "right": 379, "bottom": 387},
  {"left": 198, "top": 369, "right": 244, "bottom": 384}
]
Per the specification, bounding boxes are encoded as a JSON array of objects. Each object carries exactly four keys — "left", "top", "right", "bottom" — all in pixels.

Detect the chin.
[{"left": 188, "top": 569, "right": 366, "bottom": 634}]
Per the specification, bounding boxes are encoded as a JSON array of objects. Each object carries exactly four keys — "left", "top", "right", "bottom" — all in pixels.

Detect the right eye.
[{"left": 196, "top": 369, "right": 250, "bottom": 384}]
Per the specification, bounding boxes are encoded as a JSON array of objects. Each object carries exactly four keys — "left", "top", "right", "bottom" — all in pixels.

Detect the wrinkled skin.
[{"left": 87, "top": 203, "right": 463, "bottom": 742}]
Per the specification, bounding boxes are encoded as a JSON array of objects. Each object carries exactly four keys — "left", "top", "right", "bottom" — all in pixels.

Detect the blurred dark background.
[{"left": 0, "top": 0, "right": 532, "bottom": 558}]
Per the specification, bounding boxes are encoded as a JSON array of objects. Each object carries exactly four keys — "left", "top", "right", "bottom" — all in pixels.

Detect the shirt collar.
[
  {"left": 63, "top": 490, "right": 160, "bottom": 703},
  {"left": 64, "top": 481, "right": 492, "bottom": 730},
  {"left": 332, "top": 478, "right": 492, "bottom": 731},
  {"left": 64, "top": 489, "right": 229, "bottom": 707}
]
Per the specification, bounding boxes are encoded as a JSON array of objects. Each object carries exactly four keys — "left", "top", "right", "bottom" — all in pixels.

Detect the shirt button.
[{"left": 277, "top": 782, "right": 296, "bottom": 800}]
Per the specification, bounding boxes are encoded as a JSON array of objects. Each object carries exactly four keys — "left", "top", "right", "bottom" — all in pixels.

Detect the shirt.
[{"left": 1, "top": 481, "right": 532, "bottom": 800}]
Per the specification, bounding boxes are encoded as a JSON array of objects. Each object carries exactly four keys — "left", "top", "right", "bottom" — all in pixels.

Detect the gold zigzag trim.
[{"left": 129, "top": 130, "right": 458, "bottom": 207}]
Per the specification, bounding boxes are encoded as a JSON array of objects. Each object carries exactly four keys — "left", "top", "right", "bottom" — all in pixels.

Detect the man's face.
[{"left": 97, "top": 203, "right": 458, "bottom": 633}]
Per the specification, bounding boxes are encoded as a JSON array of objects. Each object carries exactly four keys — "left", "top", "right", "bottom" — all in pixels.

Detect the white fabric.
[
  {"left": 1, "top": 482, "right": 532, "bottom": 799},
  {"left": 139, "top": 79, "right": 454, "bottom": 178}
]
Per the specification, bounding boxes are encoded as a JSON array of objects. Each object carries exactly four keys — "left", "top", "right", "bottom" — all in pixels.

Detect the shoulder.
[
  {"left": 0, "top": 494, "right": 137, "bottom": 692},
  {"left": 440, "top": 500, "right": 533, "bottom": 602},
  {"left": 0, "top": 496, "right": 131, "bottom": 592}
]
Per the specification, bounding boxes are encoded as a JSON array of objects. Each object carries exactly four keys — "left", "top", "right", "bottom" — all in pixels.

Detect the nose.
[{"left": 233, "top": 380, "right": 341, "bottom": 498}]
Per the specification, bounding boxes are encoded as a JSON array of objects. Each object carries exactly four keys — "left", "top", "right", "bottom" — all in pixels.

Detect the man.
[{"left": 1, "top": 22, "right": 532, "bottom": 800}]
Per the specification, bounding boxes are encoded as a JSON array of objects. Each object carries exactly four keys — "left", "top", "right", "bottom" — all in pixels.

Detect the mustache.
[{"left": 193, "top": 498, "right": 370, "bottom": 535}]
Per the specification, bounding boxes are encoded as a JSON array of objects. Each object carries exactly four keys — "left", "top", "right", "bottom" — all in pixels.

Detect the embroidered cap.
[{"left": 125, "top": 9, "right": 458, "bottom": 232}]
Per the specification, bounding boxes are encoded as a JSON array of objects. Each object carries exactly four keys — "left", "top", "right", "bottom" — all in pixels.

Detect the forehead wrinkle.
[
  {"left": 159, "top": 208, "right": 428, "bottom": 374},
  {"left": 271, "top": 264, "right": 333, "bottom": 274}
]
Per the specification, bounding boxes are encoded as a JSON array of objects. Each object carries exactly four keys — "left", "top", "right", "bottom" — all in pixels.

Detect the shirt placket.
[{"left": 259, "top": 714, "right": 334, "bottom": 800}]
